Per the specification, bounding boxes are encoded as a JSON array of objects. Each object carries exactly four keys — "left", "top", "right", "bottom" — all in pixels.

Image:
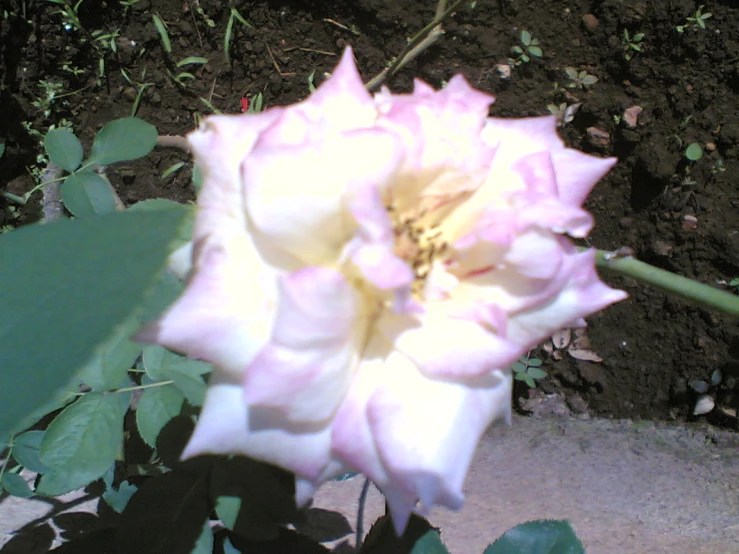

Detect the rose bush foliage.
[{"left": 139, "top": 48, "right": 626, "bottom": 530}]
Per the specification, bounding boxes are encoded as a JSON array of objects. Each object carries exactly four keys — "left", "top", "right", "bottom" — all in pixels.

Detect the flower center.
[{"left": 391, "top": 210, "right": 448, "bottom": 296}]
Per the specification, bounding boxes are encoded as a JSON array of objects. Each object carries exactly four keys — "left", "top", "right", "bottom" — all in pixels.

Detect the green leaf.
[
  {"left": 521, "top": 30, "right": 531, "bottom": 45},
  {"left": 103, "top": 480, "right": 138, "bottom": 513},
  {"left": 0, "top": 142, "right": 5, "bottom": 158},
  {"left": 87, "top": 117, "right": 158, "bottom": 166},
  {"left": 36, "top": 392, "right": 129, "bottom": 495},
  {"left": 0, "top": 207, "right": 188, "bottom": 441},
  {"left": 483, "top": 520, "right": 585, "bottom": 554},
  {"left": 44, "top": 128, "right": 83, "bottom": 172},
  {"left": 409, "top": 530, "right": 449, "bottom": 554},
  {"left": 11, "top": 430, "right": 49, "bottom": 473},
  {"left": 136, "top": 385, "right": 185, "bottom": 447},
  {"left": 222, "top": 537, "right": 240, "bottom": 554},
  {"left": 1, "top": 472, "right": 34, "bottom": 498},
  {"left": 61, "top": 171, "right": 118, "bottom": 217},
  {"left": 528, "top": 358, "right": 543, "bottom": 367},
  {"left": 75, "top": 319, "right": 142, "bottom": 391},
  {"left": 527, "top": 367, "right": 548, "bottom": 380},
  {"left": 169, "top": 372, "right": 207, "bottom": 406},
  {"left": 128, "top": 199, "right": 194, "bottom": 251},
  {"left": 152, "top": 14, "right": 172, "bottom": 53},
  {"left": 114, "top": 471, "right": 211, "bottom": 554},
  {"left": 528, "top": 46, "right": 543, "bottom": 57},
  {"left": 176, "top": 56, "right": 208, "bottom": 67},
  {"left": 191, "top": 521, "right": 214, "bottom": 554},
  {"left": 143, "top": 345, "right": 211, "bottom": 406},
  {"left": 359, "top": 514, "right": 441, "bottom": 554},
  {"left": 192, "top": 164, "right": 204, "bottom": 193}
]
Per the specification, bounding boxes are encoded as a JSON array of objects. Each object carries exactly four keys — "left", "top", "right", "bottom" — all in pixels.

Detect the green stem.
[
  {"left": 594, "top": 249, "right": 739, "bottom": 318},
  {"left": 113, "top": 380, "right": 175, "bottom": 393},
  {"left": 0, "top": 190, "right": 26, "bottom": 205}
]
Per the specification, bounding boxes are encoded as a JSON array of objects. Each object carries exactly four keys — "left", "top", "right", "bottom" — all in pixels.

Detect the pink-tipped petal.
[
  {"left": 244, "top": 267, "right": 366, "bottom": 422},
  {"left": 182, "top": 377, "right": 334, "bottom": 481},
  {"left": 376, "top": 305, "right": 522, "bottom": 379},
  {"left": 551, "top": 149, "right": 617, "bottom": 207},
  {"left": 332, "top": 344, "right": 512, "bottom": 533},
  {"left": 136, "top": 234, "right": 277, "bottom": 375},
  {"left": 506, "top": 249, "right": 628, "bottom": 348}
]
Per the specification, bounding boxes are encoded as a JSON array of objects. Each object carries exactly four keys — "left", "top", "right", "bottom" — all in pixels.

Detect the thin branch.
[
  {"left": 365, "top": 0, "right": 469, "bottom": 91},
  {"left": 41, "top": 162, "right": 65, "bottom": 222}
]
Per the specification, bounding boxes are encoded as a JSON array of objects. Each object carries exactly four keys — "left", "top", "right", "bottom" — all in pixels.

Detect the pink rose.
[{"left": 139, "top": 48, "right": 626, "bottom": 530}]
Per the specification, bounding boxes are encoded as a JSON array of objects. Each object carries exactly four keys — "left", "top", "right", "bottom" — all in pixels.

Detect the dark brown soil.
[{"left": 1, "top": 0, "right": 738, "bottom": 427}]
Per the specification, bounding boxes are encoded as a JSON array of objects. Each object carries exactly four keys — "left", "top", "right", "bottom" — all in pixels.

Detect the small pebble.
[
  {"left": 623, "top": 105, "right": 643, "bottom": 129},
  {"left": 582, "top": 14, "right": 599, "bottom": 33},
  {"left": 682, "top": 214, "right": 698, "bottom": 230},
  {"left": 586, "top": 127, "right": 610, "bottom": 148}
]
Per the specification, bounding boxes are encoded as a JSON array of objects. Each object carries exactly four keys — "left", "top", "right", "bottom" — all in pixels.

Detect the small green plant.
[
  {"left": 511, "top": 30, "right": 542, "bottom": 65},
  {"left": 728, "top": 278, "right": 739, "bottom": 294},
  {"left": 711, "top": 159, "right": 726, "bottom": 176},
  {"left": 246, "top": 92, "right": 264, "bottom": 113},
  {"left": 30, "top": 80, "right": 84, "bottom": 119},
  {"left": 120, "top": 67, "right": 155, "bottom": 117},
  {"left": 224, "top": 5, "right": 253, "bottom": 66},
  {"left": 546, "top": 102, "right": 580, "bottom": 127},
  {"left": 676, "top": 5, "right": 712, "bottom": 32},
  {"left": 46, "top": 0, "right": 83, "bottom": 32},
  {"left": 35, "top": 118, "right": 158, "bottom": 217},
  {"left": 622, "top": 29, "right": 644, "bottom": 61},
  {"left": 512, "top": 354, "right": 547, "bottom": 388},
  {"left": 152, "top": 14, "right": 209, "bottom": 86},
  {"left": 563, "top": 67, "right": 598, "bottom": 88}
]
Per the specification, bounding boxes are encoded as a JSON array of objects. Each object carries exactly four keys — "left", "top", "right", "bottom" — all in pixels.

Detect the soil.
[{"left": 1, "top": 0, "right": 738, "bottom": 427}]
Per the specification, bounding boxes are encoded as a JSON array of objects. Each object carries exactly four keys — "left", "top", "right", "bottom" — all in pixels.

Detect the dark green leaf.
[
  {"left": 46, "top": 528, "right": 116, "bottom": 554},
  {"left": 1, "top": 472, "right": 34, "bottom": 497},
  {"left": 222, "top": 537, "right": 240, "bottom": 554},
  {"left": 44, "top": 128, "right": 83, "bottom": 172},
  {"left": 210, "top": 457, "right": 301, "bottom": 541},
  {"left": 103, "top": 480, "right": 137, "bottom": 513},
  {"left": 88, "top": 117, "right": 158, "bottom": 166},
  {"left": 61, "top": 171, "right": 118, "bottom": 217},
  {"left": 129, "top": 200, "right": 194, "bottom": 255},
  {"left": 483, "top": 520, "right": 585, "bottom": 554},
  {"left": 36, "top": 392, "right": 129, "bottom": 496},
  {"left": 136, "top": 385, "right": 185, "bottom": 447},
  {"left": 359, "top": 514, "right": 443, "bottom": 554},
  {"left": 12, "top": 430, "right": 49, "bottom": 473},
  {"left": 0, "top": 207, "right": 189, "bottom": 441},
  {"left": 409, "top": 530, "right": 449, "bottom": 554},
  {"left": 156, "top": 415, "right": 195, "bottom": 469},
  {"left": 115, "top": 471, "right": 211, "bottom": 554}
]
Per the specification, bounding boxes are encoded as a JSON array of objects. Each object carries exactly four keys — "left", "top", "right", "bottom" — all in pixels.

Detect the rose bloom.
[{"left": 139, "top": 48, "right": 626, "bottom": 530}]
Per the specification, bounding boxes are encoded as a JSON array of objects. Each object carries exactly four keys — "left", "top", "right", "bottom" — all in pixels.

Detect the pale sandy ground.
[{"left": 1, "top": 415, "right": 738, "bottom": 553}]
